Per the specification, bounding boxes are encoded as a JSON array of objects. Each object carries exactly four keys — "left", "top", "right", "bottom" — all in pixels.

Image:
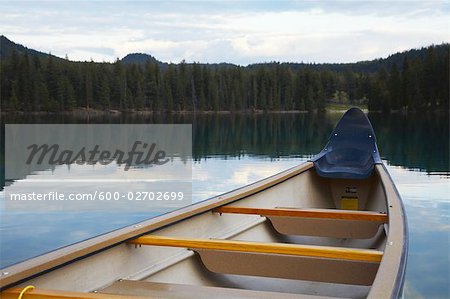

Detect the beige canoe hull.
[{"left": 0, "top": 162, "right": 407, "bottom": 299}]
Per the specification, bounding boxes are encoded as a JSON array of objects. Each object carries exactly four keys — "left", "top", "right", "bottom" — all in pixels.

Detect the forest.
[{"left": 0, "top": 36, "right": 448, "bottom": 113}]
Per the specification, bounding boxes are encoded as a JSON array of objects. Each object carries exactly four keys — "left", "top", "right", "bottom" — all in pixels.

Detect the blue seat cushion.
[{"left": 314, "top": 148, "right": 375, "bottom": 179}]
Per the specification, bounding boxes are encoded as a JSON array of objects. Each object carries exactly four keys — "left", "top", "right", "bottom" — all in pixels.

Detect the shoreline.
[
  {"left": 1, "top": 107, "right": 448, "bottom": 116},
  {"left": 0, "top": 108, "right": 314, "bottom": 116}
]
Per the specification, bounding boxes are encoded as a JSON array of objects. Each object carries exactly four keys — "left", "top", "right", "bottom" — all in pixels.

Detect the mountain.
[
  {"left": 121, "top": 43, "right": 449, "bottom": 73},
  {"left": 121, "top": 53, "right": 165, "bottom": 66},
  {"left": 0, "top": 35, "right": 57, "bottom": 60},
  {"left": 121, "top": 53, "right": 237, "bottom": 70},
  {"left": 1, "top": 35, "right": 448, "bottom": 74},
  {"left": 249, "top": 43, "right": 449, "bottom": 73}
]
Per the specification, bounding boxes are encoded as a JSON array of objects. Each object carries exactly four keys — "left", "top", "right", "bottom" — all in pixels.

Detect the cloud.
[{"left": 1, "top": 1, "right": 448, "bottom": 64}]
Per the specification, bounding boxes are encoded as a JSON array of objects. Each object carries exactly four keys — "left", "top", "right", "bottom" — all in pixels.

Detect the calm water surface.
[{"left": 0, "top": 112, "right": 448, "bottom": 298}]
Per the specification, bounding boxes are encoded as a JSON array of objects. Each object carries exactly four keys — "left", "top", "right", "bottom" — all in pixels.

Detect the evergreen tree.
[
  {"left": 98, "top": 74, "right": 111, "bottom": 109},
  {"left": 389, "top": 63, "right": 402, "bottom": 110},
  {"left": 84, "top": 68, "right": 93, "bottom": 109},
  {"left": 144, "top": 62, "right": 159, "bottom": 110},
  {"left": 401, "top": 57, "right": 413, "bottom": 109},
  {"left": 0, "top": 43, "right": 447, "bottom": 113},
  {"left": 9, "top": 82, "right": 19, "bottom": 110}
]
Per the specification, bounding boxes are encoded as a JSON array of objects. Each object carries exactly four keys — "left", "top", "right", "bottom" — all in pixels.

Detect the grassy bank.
[{"left": 325, "top": 103, "right": 368, "bottom": 112}]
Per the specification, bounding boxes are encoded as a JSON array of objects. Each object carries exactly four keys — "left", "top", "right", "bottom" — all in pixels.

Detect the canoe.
[{"left": 0, "top": 108, "right": 408, "bottom": 298}]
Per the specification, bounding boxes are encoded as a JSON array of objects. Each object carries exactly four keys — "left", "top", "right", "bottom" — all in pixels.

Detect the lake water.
[{"left": 1, "top": 111, "right": 449, "bottom": 298}]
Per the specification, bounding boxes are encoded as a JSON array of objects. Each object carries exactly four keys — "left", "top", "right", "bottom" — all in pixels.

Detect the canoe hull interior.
[{"left": 1, "top": 162, "right": 407, "bottom": 298}]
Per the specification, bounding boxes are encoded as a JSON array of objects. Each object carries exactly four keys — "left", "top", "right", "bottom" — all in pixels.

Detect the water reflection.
[
  {"left": 370, "top": 112, "right": 449, "bottom": 174},
  {"left": 0, "top": 112, "right": 449, "bottom": 298},
  {"left": 1, "top": 112, "right": 448, "bottom": 191},
  {"left": 388, "top": 166, "right": 449, "bottom": 298}
]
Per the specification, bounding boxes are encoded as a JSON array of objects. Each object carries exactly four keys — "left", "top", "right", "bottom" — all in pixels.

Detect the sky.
[{"left": 1, "top": 0, "right": 449, "bottom": 65}]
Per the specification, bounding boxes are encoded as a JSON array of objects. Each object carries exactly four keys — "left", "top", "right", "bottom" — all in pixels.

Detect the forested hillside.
[{"left": 1, "top": 35, "right": 448, "bottom": 113}]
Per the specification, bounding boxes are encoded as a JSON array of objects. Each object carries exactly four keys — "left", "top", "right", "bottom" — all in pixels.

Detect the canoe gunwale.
[
  {"left": 0, "top": 162, "right": 315, "bottom": 290},
  {"left": 383, "top": 163, "right": 408, "bottom": 299},
  {"left": 368, "top": 164, "right": 408, "bottom": 299}
]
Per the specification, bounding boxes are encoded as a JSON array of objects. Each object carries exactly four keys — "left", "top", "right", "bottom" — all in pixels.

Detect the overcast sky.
[{"left": 1, "top": 1, "right": 449, "bottom": 65}]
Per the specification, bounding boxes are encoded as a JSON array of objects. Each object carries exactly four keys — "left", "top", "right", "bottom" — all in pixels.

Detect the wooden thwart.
[
  {"left": 129, "top": 235, "right": 383, "bottom": 262},
  {"left": 214, "top": 206, "right": 388, "bottom": 223}
]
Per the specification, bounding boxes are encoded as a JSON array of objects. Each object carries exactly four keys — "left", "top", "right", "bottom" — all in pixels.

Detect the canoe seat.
[
  {"left": 310, "top": 108, "right": 382, "bottom": 179},
  {"left": 313, "top": 148, "right": 375, "bottom": 179},
  {"left": 100, "top": 279, "right": 338, "bottom": 298},
  {"left": 214, "top": 206, "right": 387, "bottom": 239},
  {"left": 129, "top": 235, "right": 381, "bottom": 285}
]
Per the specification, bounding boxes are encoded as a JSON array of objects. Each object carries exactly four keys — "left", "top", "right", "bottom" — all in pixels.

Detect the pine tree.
[
  {"left": 401, "top": 57, "right": 413, "bottom": 110},
  {"left": 9, "top": 82, "right": 19, "bottom": 110},
  {"left": 64, "top": 78, "right": 76, "bottom": 110},
  {"left": 423, "top": 46, "right": 438, "bottom": 108},
  {"left": 389, "top": 63, "right": 402, "bottom": 110},
  {"left": 18, "top": 52, "right": 33, "bottom": 111},
  {"left": 85, "top": 69, "right": 93, "bottom": 109},
  {"left": 144, "top": 62, "right": 159, "bottom": 110},
  {"left": 164, "top": 81, "right": 174, "bottom": 111},
  {"left": 377, "top": 67, "right": 390, "bottom": 112},
  {"left": 98, "top": 74, "right": 110, "bottom": 109},
  {"left": 210, "top": 71, "right": 220, "bottom": 111}
]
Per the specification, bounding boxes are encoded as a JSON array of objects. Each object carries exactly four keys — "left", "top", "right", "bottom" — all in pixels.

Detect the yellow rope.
[{"left": 17, "top": 285, "right": 35, "bottom": 299}]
